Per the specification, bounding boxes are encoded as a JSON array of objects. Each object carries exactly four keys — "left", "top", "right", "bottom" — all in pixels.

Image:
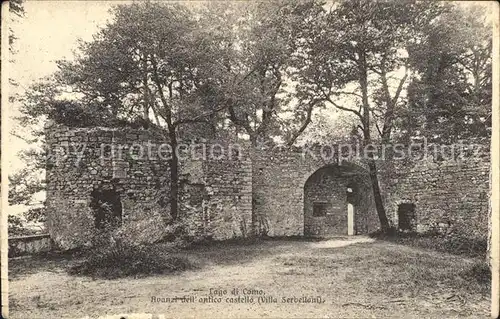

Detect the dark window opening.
[
  {"left": 398, "top": 203, "right": 416, "bottom": 231},
  {"left": 313, "top": 202, "right": 328, "bottom": 217},
  {"left": 182, "top": 183, "right": 205, "bottom": 206},
  {"left": 90, "top": 187, "right": 122, "bottom": 230},
  {"left": 320, "top": 174, "right": 330, "bottom": 185}
]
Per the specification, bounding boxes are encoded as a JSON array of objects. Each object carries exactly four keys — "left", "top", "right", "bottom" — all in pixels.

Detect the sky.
[
  {"left": 10, "top": 1, "right": 133, "bottom": 91},
  {"left": 8, "top": 1, "right": 127, "bottom": 171}
]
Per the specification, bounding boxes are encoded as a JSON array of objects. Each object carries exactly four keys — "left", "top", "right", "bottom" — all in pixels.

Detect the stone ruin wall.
[
  {"left": 45, "top": 123, "right": 252, "bottom": 249},
  {"left": 46, "top": 123, "right": 491, "bottom": 249},
  {"left": 251, "top": 147, "right": 379, "bottom": 237},
  {"left": 382, "top": 143, "right": 490, "bottom": 240},
  {"left": 302, "top": 166, "right": 378, "bottom": 236},
  {"left": 249, "top": 142, "right": 490, "bottom": 240}
]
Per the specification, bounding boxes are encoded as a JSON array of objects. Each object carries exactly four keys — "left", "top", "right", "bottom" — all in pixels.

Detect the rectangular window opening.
[
  {"left": 398, "top": 203, "right": 416, "bottom": 231},
  {"left": 313, "top": 202, "right": 328, "bottom": 217}
]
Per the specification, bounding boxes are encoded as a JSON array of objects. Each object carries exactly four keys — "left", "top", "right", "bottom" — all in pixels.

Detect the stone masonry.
[
  {"left": 382, "top": 143, "right": 490, "bottom": 239},
  {"left": 45, "top": 123, "right": 490, "bottom": 249}
]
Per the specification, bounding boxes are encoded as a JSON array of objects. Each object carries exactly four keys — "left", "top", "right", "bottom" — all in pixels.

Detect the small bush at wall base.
[{"left": 67, "top": 231, "right": 193, "bottom": 279}]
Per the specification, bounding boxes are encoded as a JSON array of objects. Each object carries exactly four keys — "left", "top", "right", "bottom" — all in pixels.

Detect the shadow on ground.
[
  {"left": 8, "top": 236, "right": 331, "bottom": 279},
  {"left": 176, "top": 236, "right": 332, "bottom": 267},
  {"left": 9, "top": 250, "right": 79, "bottom": 280},
  {"left": 9, "top": 236, "right": 490, "bottom": 319},
  {"left": 368, "top": 231, "right": 487, "bottom": 258}
]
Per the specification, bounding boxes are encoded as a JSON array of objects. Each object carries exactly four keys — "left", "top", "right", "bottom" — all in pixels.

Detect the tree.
[
  {"left": 2, "top": 0, "right": 25, "bottom": 172},
  {"left": 21, "top": 1, "right": 334, "bottom": 220},
  {"left": 8, "top": 165, "right": 46, "bottom": 229},
  {"left": 20, "top": 2, "right": 258, "bottom": 221},
  {"left": 296, "top": 0, "right": 446, "bottom": 231},
  {"left": 8, "top": 168, "right": 44, "bottom": 206},
  {"left": 196, "top": 0, "right": 327, "bottom": 146},
  {"left": 4, "top": 0, "right": 26, "bottom": 222},
  {"left": 295, "top": 111, "right": 359, "bottom": 146},
  {"left": 403, "top": 4, "right": 492, "bottom": 143}
]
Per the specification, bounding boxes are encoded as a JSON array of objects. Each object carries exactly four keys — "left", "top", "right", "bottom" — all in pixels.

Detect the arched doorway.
[{"left": 303, "top": 164, "right": 372, "bottom": 236}]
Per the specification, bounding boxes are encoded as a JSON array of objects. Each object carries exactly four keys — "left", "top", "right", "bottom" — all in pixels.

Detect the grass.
[
  {"left": 67, "top": 240, "right": 193, "bottom": 279},
  {"left": 8, "top": 236, "right": 490, "bottom": 319},
  {"left": 367, "top": 230, "right": 490, "bottom": 295},
  {"left": 368, "top": 230, "right": 487, "bottom": 258}
]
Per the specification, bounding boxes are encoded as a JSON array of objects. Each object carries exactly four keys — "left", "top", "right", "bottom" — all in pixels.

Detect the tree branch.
[
  {"left": 326, "top": 97, "right": 364, "bottom": 121},
  {"left": 173, "top": 104, "right": 227, "bottom": 127},
  {"left": 317, "top": 85, "right": 363, "bottom": 120},
  {"left": 391, "top": 65, "right": 409, "bottom": 106},
  {"left": 150, "top": 56, "right": 173, "bottom": 129},
  {"left": 332, "top": 91, "right": 363, "bottom": 98},
  {"left": 286, "top": 99, "right": 322, "bottom": 146},
  {"left": 375, "top": 121, "right": 383, "bottom": 137}
]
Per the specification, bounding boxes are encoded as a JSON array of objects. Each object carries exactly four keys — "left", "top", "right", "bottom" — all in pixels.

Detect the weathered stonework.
[
  {"left": 45, "top": 125, "right": 171, "bottom": 249},
  {"left": 251, "top": 147, "right": 376, "bottom": 237},
  {"left": 303, "top": 165, "right": 378, "bottom": 236},
  {"left": 45, "top": 123, "right": 254, "bottom": 249},
  {"left": 45, "top": 123, "right": 490, "bottom": 249},
  {"left": 382, "top": 144, "right": 490, "bottom": 239},
  {"left": 8, "top": 234, "right": 53, "bottom": 257}
]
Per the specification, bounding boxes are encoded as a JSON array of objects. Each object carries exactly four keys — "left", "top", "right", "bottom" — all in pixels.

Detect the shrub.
[
  {"left": 8, "top": 215, "right": 39, "bottom": 236},
  {"left": 460, "top": 260, "right": 491, "bottom": 285},
  {"left": 8, "top": 215, "right": 26, "bottom": 236},
  {"left": 49, "top": 100, "right": 152, "bottom": 129},
  {"left": 67, "top": 229, "right": 193, "bottom": 279},
  {"left": 163, "top": 220, "right": 193, "bottom": 244}
]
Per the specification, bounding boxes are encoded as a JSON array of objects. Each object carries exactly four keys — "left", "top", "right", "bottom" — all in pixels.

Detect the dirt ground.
[{"left": 8, "top": 236, "right": 490, "bottom": 319}]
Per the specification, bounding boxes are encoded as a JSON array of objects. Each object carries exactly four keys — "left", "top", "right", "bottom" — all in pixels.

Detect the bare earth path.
[{"left": 9, "top": 236, "right": 489, "bottom": 318}]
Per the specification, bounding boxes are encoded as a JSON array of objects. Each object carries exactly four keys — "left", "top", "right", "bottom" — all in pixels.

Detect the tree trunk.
[
  {"left": 168, "top": 129, "right": 179, "bottom": 220},
  {"left": 150, "top": 56, "right": 179, "bottom": 221},
  {"left": 359, "top": 49, "right": 391, "bottom": 232},
  {"left": 368, "top": 159, "right": 390, "bottom": 231}
]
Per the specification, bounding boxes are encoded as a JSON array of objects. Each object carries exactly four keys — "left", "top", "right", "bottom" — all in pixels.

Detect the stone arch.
[
  {"left": 299, "top": 161, "right": 370, "bottom": 190},
  {"left": 251, "top": 148, "right": 376, "bottom": 237},
  {"left": 302, "top": 163, "right": 372, "bottom": 236}
]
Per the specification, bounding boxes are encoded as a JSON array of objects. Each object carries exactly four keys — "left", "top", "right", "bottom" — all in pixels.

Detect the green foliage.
[
  {"left": 9, "top": 0, "right": 24, "bottom": 51},
  {"left": 8, "top": 168, "right": 45, "bottom": 206},
  {"left": 369, "top": 230, "right": 487, "bottom": 259},
  {"left": 7, "top": 215, "right": 41, "bottom": 237},
  {"left": 23, "top": 207, "right": 46, "bottom": 223},
  {"left": 7, "top": 215, "right": 26, "bottom": 236},
  {"left": 403, "top": 4, "right": 492, "bottom": 143},
  {"left": 199, "top": 0, "right": 328, "bottom": 144},
  {"left": 15, "top": 1, "right": 494, "bottom": 145},
  {"left": 162, "top": 220, "right": 192, "bottom": 244},
  {"left": 48, "top": 100, "right": 114, "bottom": 127},
  {"left": 19, "top": 1, "right": 330, "bottom": 145},
  {"left": 52, "top": 2, "right": 210, "bottom": 123},
  {"left": 10, "top": 0, "right": 24, "bottom": 17},
  {"left": 68, "top": 229, "right": 193, "bottom": 279}
]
